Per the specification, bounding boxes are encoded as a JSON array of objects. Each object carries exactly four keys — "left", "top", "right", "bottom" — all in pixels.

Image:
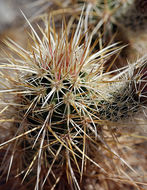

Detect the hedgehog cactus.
[{"left": 0, "top": 12, "right": 146, "bottom": 190}]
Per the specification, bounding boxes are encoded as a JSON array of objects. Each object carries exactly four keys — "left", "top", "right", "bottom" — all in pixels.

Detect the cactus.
[
  {"left": 0, "top": 14, "right": 119, "bottom": 189},
  {"left": 0, "top": 6, "right": 146, "bottom": 190}
]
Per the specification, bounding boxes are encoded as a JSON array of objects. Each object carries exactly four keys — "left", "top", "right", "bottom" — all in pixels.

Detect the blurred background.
[{"left": 0, "top": 0, "right": 45, "bottom": 33}]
